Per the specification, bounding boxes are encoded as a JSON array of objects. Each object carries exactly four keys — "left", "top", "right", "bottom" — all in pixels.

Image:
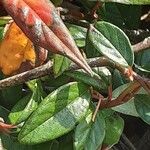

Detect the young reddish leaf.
[{"left": 2, "top": 0, "right": 93, "bottom": 75}]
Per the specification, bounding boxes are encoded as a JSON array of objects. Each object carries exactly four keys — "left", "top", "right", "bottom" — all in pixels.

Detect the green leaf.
[
  {"left": 18, "top": 82, "right": 91, "bottom": 144},
  {"left": 51, "top": 0, "right": 63, "bottom": 6},
  {"left": 43, "top": 74, "right": 70, "bottom": 92},
  {"left": 26, "top": 79, "right": 46, "bottom": 97},
  {"left": 85, "top": 34, "right": 101, "bottom": 58},
  {"left": 101, "top": 3, "right": 141, "bottom": 29},
  {"left": 65, "top": 67, "right": 111, "bottom": 91},
  {"left": 53, "top": 54, "right": 71, "bottom": 77},
  {"left": 94, "top": 0, "right": 150, "bottom": 5},
  {"left": 135, "top": 48, "right": 150, "bottom": 73},
  {"left": 88, "top": 21, "right": 133, "bottom": 67},
  {"left": 0, "top": 27, "right": 4, "bottom": 41},
  {"left": 9, "top": 81, "right": 43, "bottom": 124},
  {"left": 93, "top": 67, "right": 112, "bottom": 86},
  {"left": 67, "top": 24, "right": 87, "bottom": 47},
  {"left": 112, "top": 83, "right": 139, "bottom": 117},
  {"left": 0, "top": 134, "right": 53, "bottom": 150},
  {"left": 135, "top": 94, "right": 150, "bottom": 124},
  {"left": 0, "top": 105, "right": 10, "bottom": 121},
  {"left": 112, "top": 69, "right": 125, "bottom": 89},
  {"left": 1, "top": 85, "right": 23, "bottom": 109},
  {"left": 103, "top": 110, "right": 124, "bottom": 147},
  {"left": 0, "top": 19, "right": 8, "bottom": 26},
  {"left": 74, "top": 109, "right": 105, "bottom": 150},
  {"left": 58, "top": 132, "right": 74, "bottom": 150}
]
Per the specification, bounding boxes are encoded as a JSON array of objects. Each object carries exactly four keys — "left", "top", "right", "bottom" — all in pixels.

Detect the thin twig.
[
  {"left": 91, "top": 90, "right": 104, "bottom": 122},
  {"left": 0, "top": 57, "right": 150, "bottom": 92},
  {"left": 132, "top": 37, "right": 150, "bottom": 53},
  {"left": 92, "top": 98, "right": 102, "bottom": 122},
  {"left": 133, "top": 73, "right": 150, "bottom": 94},
  {"left": 0, "top": 61, "right": 53, "bottom": 90},
  {"left": 100, "top": 81, "right": 141, "bottom": 109},
  {"left": 0, "top": 57, "right": 109, "bottom": 90}
]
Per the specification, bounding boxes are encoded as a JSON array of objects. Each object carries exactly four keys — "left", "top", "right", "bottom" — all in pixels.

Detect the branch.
[
  {"left": 132, "top": 37, "right": 150, "bottom": 53},
  {"left": 0, "top": 58, "right": 107, "bottom": 89},
  {"left": 100, "top": 81, "right": 141, "bottom": 109},
  {"left": 0, "top": 61, "right": 53, "bottom": 90},
  {"left": 1, "top": 57, "right": 150, "bottom": 91}
]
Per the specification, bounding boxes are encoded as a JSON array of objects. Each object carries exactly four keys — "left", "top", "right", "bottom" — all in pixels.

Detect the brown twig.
[
  {"left": 132, "top": 37, "right": 150, "bottom": 53},
  {"left": 0, "top": 61, "right": 53, "bottom": 90},
  {"left": 88, "top": 1, "right": 101, "bottom": 20},
  {"left": 0, "top": 57, "right": 107, "bottom": 90},
  {"left": 133, "top": 73, "right": 150, "bottom": 94},
  {"left": 107, "top": 85, "right": 112, "bottom": 102},
  {"left": 92, "top": 98, "right": 102, "bottom": 122},
  {"left": 0, "top": 56, "right": 149, "bottom": 112},
  {"left": 0, "top": 57, "right": 149, "bottom": 92},
  {"left": 100, "top": 81, "right": 141, "bottom": 109},
  {"left": 91, "top": 90, "right": 104, "bottom": 122}
]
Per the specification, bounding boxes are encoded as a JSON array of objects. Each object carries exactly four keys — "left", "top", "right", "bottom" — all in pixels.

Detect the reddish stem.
[
  {"left": 100, "top": 81, "right": 141, "bottom": 109},
  {"left": 0, "top": 122, "right": 16, "bottom": 134},
  {"left": 107, "top": 85, "right": 112, "bottom": 102}
]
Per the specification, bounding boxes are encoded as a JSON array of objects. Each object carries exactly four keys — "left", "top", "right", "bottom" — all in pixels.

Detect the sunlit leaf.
[
  {"left": 67, "top": 24, "right": 87, "bottom": 48},
  {"left": 53, "top": 54, "right": 71, "bottom": 77},
  {"left": 18, "top": 82, "right": 91, "bottom": 144},
  {"left": 88, "top": 21, "right": 133, "bottom": 67},
  {"left": 65, "top": 67, "right": 111, "bottom": 91},
  {"left": 74, "top": 109, "right": 105, "bottom": 150},
  {"left": 9, "top": 80, "right": 44, "bottom": 124}
]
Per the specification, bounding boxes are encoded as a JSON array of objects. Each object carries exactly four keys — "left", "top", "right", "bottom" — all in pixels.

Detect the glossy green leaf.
[
  {"left": 135, "top": 48, "right": 150, "bottom": 73},
  {"left": 134, "top": 64, "right": 150, "bottom": 73},
  {"left": 103, "top": 111, "right": 124, "bottom": 147},
  {"left": 112, "top": 69, "right": 125, "bottom": 89},
  {"left": 53, "top": 54, "right": 71, "bottom": 77},
  {"left": 112, "top": 83, "right": 139, "bottom": 117},
  {"left": 0, "top": 105, "right": 10, "bottom": 121},
  {"left": 88, "top": 21, "right": 133, "bottom": 67},
  {"left": 135, "top": 94, "right": 150, "bottom": 124},
  {"left": 85, "top": 34, "right": 101, "bottom": 58},
  {"left": 93, "top": 0, "right": 150, "bottom": 5},
  {"left": 74, "top": 109, "right": 105, "bottom": 150},
  {"left": 67, "top": 24, "right": 87, "bottom": 47},
  {"left": 101, "top": 3, "right": 141, "bottom": 29},
  {"left": 95, "top": 21, "right": 133, "bottom": 66},
  {"left": 43, "top": 74, "right": 70, "bottom": 92},
  {"left": 93, "top": 67, "right": 112, "bottom": 86},
  {"left": 18, "top": 82, "right": 91, "bottom": 144},
  {"left": 26, "top": 79, "right": 46, "bottom": 97},
  {"left": 1, "top": 85, "right": 23, "bottom": 109},
  {"left": 0, "top": 134, "right": 53, "bottom": 150},
  {"left": 65, "top": 67, "right": 111, "bottom": 91},
  {"left": 9, "top": 81, "right": 43, "bottom": 124}
]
